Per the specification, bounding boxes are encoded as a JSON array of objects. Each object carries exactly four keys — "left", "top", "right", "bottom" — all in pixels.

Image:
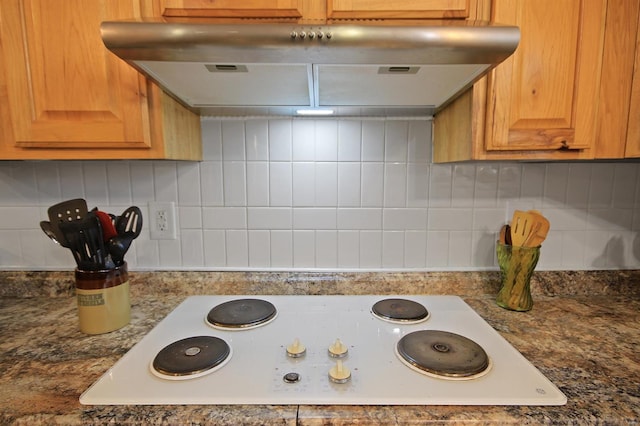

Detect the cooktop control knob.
[
  {"left": 328, "top": 338, "right": 348, "bottom": 358},
  {"left": 286, "top": 338, "right": 306, "bottom": 358},
  {"left": 328, "top": 360, "right": 351, "bottom": 384}
]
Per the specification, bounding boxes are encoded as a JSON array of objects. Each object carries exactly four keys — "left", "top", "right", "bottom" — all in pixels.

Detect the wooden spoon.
[{"left": 510, "top": 210, "right": 537, "bottom": 247}]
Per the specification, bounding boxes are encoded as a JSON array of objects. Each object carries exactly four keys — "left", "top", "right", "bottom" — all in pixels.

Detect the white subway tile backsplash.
[
  {"left": 316, "top": 230, "right": 338, "bottom": 268},
  {"left": 106, "top": 162, "right": 132, "bottom": 206},
  {"left": 361, "top": 163, "right": 384, "bottom": 207},
  {"left": 0, "top": 163, "right": 37, "bottom": 206},
  {"left": 293, "top": 230, "right": 315, "bottom": 267},
  {"left": 292, "top": 120, "right": 316, "bottom": 161},
  {"left": 473, "top": 165, "right": 499, "bottom": 208},
  {"left": 337, "top": 120, "right": 362, "bottom": 161},
  {"left": 337, "top": 163, "right": 361, "bottom": 207},
  {"left": 407, "top": 164, "right": 429, "bottom": 207},
  {"left": 180, "top": 229, "right": 204, "bottom": 267},
  {"left": 337, "top": 230, "right": 359, "bottom": 268},
  {"left": 269, "top": 120, "right": 292, "bottom": 161},
  {"left": 269, "top": 163, "right": 292, "bottom": 206},
  {"left": 588, "top": 163, "right": 615, "bottom": 209},
  {"left": 222, "top": 121, "right": 246, "bottom": 161},
  {"left": 383, "top": 163, "right": 407, "bottom": 207},
  {"left": 520, "top": 163, "right": 546, "bottom": 205},
  {"left": 223, "top": 162, "right": 246, "bottom": 206},
  {"left": 566, "top": 163, "right": 591, "bottom": 208},
  {"left": 292, "top": 162, "right": 315, "bottom": 206},
  {"left": 130, "top": 161, "right": 155, "bottom": 205},
  {"left": 612, "top": 164, "right": 637, "bottom": 208},
  {"left": 246, "top": 162, "right": 269, "bottom": 206},
  {"left": 426, "top": 231, "right": 449, "bottom": 267},
  {"left": 382, "top": 231, "right": 404, "bottom": 268},
  {"left": 315, "top": 163, "right": 337, "bottom": 206},
  {"left": 226, "top": 230, "right": 248, "bottom": 266},
  {"left": 59, "top": 162, "right": 85, "bottom": 201},
  {"left": 35, "top": 162, "right": 62, "bottom": 207},
  {"left": 404, "top": 230, "right": 427, "bottom": 268},
  {"left": 383, "top": 208, "right": 427, "bottom": 230},
  {"left": 201, "top": 120, "right": 222, "bottom": 160},
  {"left": 448, "top": 231, "right": 472, "bottom": 267},
  {"left": 315, "top": 120, "right": 338, "bottom": 161},
  {"left": 203, "top": 230, "right": 226, "bottom": 266},
  {"left": 247, "top": 207, "right": 291, "bottom": 229},
  {"left": 2, "top": 118, "right": 639, "bottom": 271},
  {"left": 359, "top": 231, "right": 382, "bottom": 268},
  {"left": 179, "top": 206, "right": 203, "bottom": 229},
  {"left": 270, "top": 230, "right": 293, "bottom": 267},
  {"left": 451, "top": 164, "right": 475, "bottom": 208},
  {"left": 248, "top": 230, "right": 270, "bottom": 267},
  {"left": 384, "top": 121, "right": 409, "bottom": 162},
  {"left": 245, "top": 120, "right": 269, "bottom": 161},
  {"left": 203, "top": 207, "right": 246, "bottom": 229},
  {"left": 200, "top": 161, "right": 224, "bottom": 206},
  {"left": 429, "top": 165, "right": 453, "bottom": 208},
  {"left": 153, "top": 162, "right": 178, "bottom": 203},
  {"left": 361, "top": 121, "right": 385, "bottom": 161},
  {"left": 293, "top": 208, "right": 336, "bottom": 230},
  {"left": 337, "top": 208, "right": 381, "bottom": 230},
  {"left": 407, "top": 120, "right": 431, "bottom": 164},
  {"left": 177, "top": 162, "right": 201, "bottom": 206},
  {"left": 429, "top": 208, "right": 472, "bottom": 231}
]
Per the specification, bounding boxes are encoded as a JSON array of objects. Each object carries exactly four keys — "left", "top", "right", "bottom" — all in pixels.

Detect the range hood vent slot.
[
  {"left": 206, "top": 64, "right": 249, "bottom": 73},
  {"left": 101, "top": 22, "right": 520, "bottom": 117},
  {"left": 379, "top": 66, "right": 419, "bottom": 75}
]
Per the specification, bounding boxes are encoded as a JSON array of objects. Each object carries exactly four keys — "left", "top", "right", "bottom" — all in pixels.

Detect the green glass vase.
[{"left": 496, "top": 243, "right": 540, "bottom": 312}]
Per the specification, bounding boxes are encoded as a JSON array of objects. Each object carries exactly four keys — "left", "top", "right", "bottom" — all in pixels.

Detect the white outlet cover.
[{"left": 149, "top": 202, "right": 177, "bottom": 240}]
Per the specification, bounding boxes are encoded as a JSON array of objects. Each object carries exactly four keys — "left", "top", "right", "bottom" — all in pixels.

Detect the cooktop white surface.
[{"left": 80, "top": 295, "right": 567, "bottom": 406}]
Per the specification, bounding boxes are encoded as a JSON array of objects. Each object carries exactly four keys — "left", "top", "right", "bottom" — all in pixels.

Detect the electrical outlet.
[{"left": 149, "top": 202, "right": 177, "bottom": 240}]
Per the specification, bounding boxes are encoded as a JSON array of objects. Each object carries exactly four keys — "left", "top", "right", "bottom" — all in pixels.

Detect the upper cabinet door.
[
  {"left": 158, "top": 0, "right": 304, "bottom": 19},
  {"left": 0, "top": 0, "right": 154, "bottom": 149},
  {"left": 484, "top": 0, "right": 606, "bottom": 153},
  {"left": 327, "top": 0, "right": 471, "bottom": 19}
]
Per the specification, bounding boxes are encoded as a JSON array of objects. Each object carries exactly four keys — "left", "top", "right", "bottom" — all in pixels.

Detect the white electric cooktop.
[{"left": 80, "top": 295, "right": 567, "bottom": 406}]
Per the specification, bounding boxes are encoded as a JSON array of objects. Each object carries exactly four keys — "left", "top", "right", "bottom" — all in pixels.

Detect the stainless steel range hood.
[{"left": 101, "top": 21, "right": 519, "bottom": 117}]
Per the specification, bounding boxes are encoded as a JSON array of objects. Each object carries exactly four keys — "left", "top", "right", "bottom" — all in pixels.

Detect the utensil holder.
[
  {"left": 496, "top": 243, "right": 540, "bottom": 312},
  {"left": 75, "top": 262, "right": 130, "bottom": 334}
]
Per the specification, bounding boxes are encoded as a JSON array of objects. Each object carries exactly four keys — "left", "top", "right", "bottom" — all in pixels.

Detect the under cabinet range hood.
[{"left": 101, "top": 21, "right": 519, "bottom": 117}]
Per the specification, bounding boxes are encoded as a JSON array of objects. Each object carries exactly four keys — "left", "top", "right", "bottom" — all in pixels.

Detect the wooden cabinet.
[
  {"left": 327, "top": 0, "right": 472, "bottom": 20},
  {"left": 434, "top": 0, "right": 608, "bottom": 162},
  {"left": 627, "top": 8, "right": 640, "bottom": 158},
  {"left": 0, "top": 0, "right": 201, "bottom": 160},
  {"left": 156, "top": 0, "right": 482, "bottom": 23},
  {"left": 596, "top": 1, "right": 640, "bottom": 158}
]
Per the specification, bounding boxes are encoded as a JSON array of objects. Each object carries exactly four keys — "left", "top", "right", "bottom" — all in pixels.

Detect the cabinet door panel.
[
  {"left": 625, "top": 6, "right": 640, "bottom": 158},
  {"left": 159, "top": 0, "right": 303, "bottom": 19},
  {"left": 1, "top": 0, "right": 151, "bottom": 149},
  {"left": 485, "top": 0, "right": 605, "bottom": 153},
  {"left": 328, "top": 0, "right": 470, "bottom": 19}
]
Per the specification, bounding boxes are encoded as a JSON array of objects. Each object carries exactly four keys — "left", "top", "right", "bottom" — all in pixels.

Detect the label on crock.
[
  {"left": 76, "top": 281, "right": 130, "bottom": 334},
  {"left": 78, "top": 293, "right": 105, "bottom": 306}
]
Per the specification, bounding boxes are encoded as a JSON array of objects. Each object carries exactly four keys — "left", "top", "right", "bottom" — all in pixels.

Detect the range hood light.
[{"left": 296, "top": 109, "right": 335, "bottom": 116}]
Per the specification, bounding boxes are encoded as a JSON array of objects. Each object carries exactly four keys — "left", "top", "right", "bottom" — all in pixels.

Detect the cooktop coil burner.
[
  {"left": 150, "top": 336, "right": 232, "bottom": 380},
  {"left": 371, "top": 298, "right": 430, "bottom": 324},
  {"left": 206, "top": 298, "right": 277, "bottom": 330},
  {"left": 396, "top": 330, "right": 491, "bottom": 380}
]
